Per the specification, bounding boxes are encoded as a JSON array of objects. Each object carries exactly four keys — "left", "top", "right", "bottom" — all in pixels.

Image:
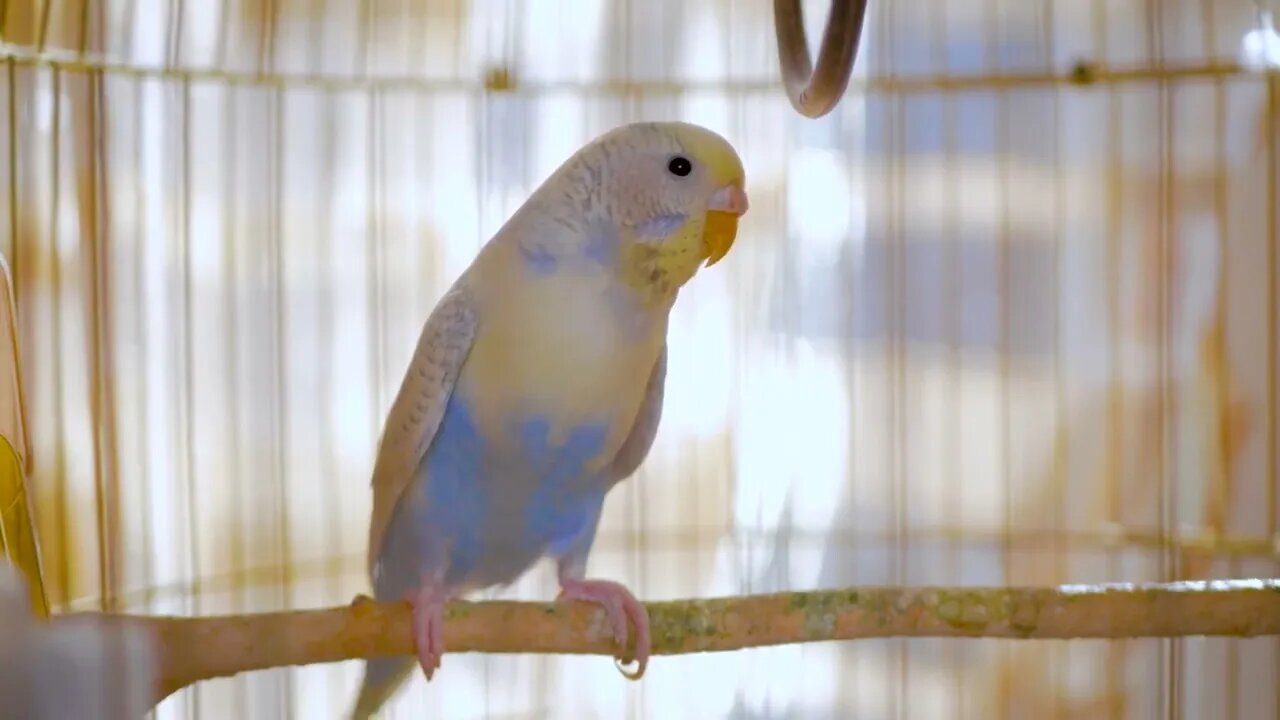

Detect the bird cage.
[
  {"left": 1, "top": 0, "right": 1279, "bottom": 718},
  {"left": 0, "top": 251, "right": 47, "bottom": 619}
]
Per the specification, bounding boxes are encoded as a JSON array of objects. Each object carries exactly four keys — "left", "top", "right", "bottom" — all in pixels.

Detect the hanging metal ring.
[{"left": 773, "top": 0, "right": 869, "bottom": 118}]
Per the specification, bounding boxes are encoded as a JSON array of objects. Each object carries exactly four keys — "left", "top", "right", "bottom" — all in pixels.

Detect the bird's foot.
[
  {"left": 402, "top": 585, "right": 449, "bottom": 680},
  {"left": 557, "top": 578, "right": 650, "bottom": 680}
]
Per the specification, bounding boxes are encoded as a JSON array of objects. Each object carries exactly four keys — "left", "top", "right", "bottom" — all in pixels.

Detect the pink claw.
[
  {"left": 403, "top": 586, "right": 448, "bottom": 680},
  {"left": 557, "top": 578, "right": 651, "bottom": 680}
]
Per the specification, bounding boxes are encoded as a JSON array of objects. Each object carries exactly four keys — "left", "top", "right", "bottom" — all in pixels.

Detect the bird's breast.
[{"left": 459, "top": 265, "right": 667, "bottom": 467}]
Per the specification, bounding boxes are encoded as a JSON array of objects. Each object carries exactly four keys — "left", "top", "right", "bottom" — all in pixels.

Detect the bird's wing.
[
  {"left": 366, "top": 283, "right": 478, "bottom": 572},
  {"left": 603, "top": 343, "right": 667, "bottom": 485}
]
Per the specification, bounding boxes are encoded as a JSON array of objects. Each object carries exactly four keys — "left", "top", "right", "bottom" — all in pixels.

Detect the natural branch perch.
[{"left": 56, "top": 579, "right": 1280, "bottom": 709}]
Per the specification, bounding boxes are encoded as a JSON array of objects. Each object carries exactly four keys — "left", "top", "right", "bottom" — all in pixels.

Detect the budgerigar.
[{"left": 350, "top": 121, "right": 749, "bottom": 718}]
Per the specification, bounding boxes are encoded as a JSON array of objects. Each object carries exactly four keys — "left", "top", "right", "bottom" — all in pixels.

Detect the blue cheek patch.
[{"left": 633, "top": 214, "right": 686, "bottom": 241}]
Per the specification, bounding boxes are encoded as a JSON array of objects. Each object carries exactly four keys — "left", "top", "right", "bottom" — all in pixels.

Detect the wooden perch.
[{"left": 46, "top": 579, "right": 1280, "bottom": 709}]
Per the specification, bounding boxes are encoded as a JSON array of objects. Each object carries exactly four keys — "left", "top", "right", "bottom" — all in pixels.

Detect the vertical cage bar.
[
  {"left": 990, "top": 0, "right": 1013, "bottom": 713},
  {"left": 168, "top": 0, "right": 186, "bottom": 67},
  {"left": 1148, "top": 0, "right": 1180, "bottom": 716},
  {"left": 1096, "top": 0, "right": 1126, "bottom": 714},
  {"left": 83, "top": 64, "right": 122, "bottom": 614},
  {"left": 270, "top": 78, "right": 295, "bottom": 717},
  {"left": 5, "top": 60, "right": 17, "bottom": 332},
  {"left": 35, "top": 0, "right": 54, "bottom": 53},
  {"left": 177, "top": 70, "right": 202, "bottom": 720},
  {"left": 130, "top": 70, "right": 156, "bottom": 612},
  {"left": 219, "top": 71, "right": 248, "bottom": 720},
  {"left": 1268, "top": 68, "right": 1279, "bottom": 561},
  {"left": 1270, "top": 61, "right": 1280, "bottom": 720},
  {"left": 1044, "top": 0, "right": 1069, "bottom": 710},
  {"left": 48, "top": 65, "right": 70, "bottom": 609},
  {"left": 1205, "top": 3, "right": 1237, "bottom": 716},
  {"left": 884, "top": 1, "right": 907, "bottom": 719}
]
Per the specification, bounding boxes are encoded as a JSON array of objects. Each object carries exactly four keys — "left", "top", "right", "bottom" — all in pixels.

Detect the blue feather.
[
  {"left": 519, "top": 242, "right": 559, "bottom": 274},
  {"left": 582, "top": 224, "right": 619, "bottom": 266},
  {"left": 515, "top": 415, "right": 609, "bottom": 556},
  {"left": 379, "top": 390, "right": 612, "bottom": 594},
  {"left": 633, "top": 213, "right": 686, "bottom": 240}
]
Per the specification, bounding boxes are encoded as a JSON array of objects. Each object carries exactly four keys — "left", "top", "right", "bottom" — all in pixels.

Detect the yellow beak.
[
  {"left": 703, "top": 183, "right": 749, "bottom": 267},
  {"left": 703, "top": 213, "right": 739, "bottom": 267}
]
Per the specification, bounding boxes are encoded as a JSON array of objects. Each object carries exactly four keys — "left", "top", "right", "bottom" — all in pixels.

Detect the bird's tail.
[{"left": 349, "top": 656, "right": 416, "bottom": 720}]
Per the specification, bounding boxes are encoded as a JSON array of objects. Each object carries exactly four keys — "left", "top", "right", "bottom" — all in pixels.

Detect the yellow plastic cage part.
[{"left": 0, "top": 251, "right": 47, "bottom": 619}]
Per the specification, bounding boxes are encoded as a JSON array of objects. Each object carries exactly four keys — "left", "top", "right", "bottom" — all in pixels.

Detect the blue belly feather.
[
  {"left": 514, "top": 414, "right": 610, "bottom": 556},
  {"left": 387, "top": 390, "right": 612, "bottom": 590}
]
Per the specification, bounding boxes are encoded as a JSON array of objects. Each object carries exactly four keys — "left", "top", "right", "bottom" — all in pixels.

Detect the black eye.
[{"left": 667, "top": 156, "right": 692, "bottom": 177}]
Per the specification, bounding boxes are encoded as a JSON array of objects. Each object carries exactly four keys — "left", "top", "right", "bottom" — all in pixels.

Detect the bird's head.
[{"left": 529, "top": 121, "right": 749, "bottom": 304}]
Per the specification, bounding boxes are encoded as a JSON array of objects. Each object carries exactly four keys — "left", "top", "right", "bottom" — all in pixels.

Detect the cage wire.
[{"left": 0, "top": 0, "right": 1278, "bottom": 718}]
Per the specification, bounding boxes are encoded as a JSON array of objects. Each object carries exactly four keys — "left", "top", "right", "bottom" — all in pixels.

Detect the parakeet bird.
[{"left": 350, "top": 120, "right": 748, "bottom": 718}]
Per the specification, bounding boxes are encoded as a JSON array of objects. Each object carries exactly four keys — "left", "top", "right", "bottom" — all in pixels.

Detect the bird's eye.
[{"left": 667, "top": 156, "right": 693, "bottom": 177}]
